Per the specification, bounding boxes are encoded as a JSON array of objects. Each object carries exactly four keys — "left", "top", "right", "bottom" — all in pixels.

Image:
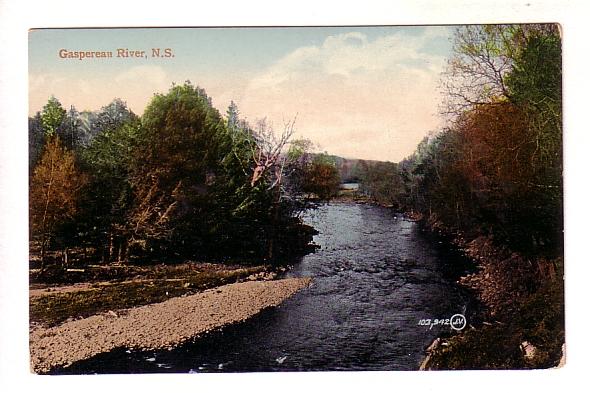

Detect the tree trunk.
[
  {"left": 108, "top": 233, "right": 114, "bottom": 263},
  {"left": 40, "top": 237, "right": 47, "bottom": 273},
  {"left": 63, "top": 247, "right": 69, "bottom": 269},
  {"left": 118, "top": 238, "right": 127, "bottom": 263},
  {"left": 267, "top": 184, "right": 282, "bottom": 261}
]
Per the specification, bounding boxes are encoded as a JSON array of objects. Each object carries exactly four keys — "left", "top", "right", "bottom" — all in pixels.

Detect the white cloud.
[
  {"left": 114, "top": 65, "right": 168, "bottom": 86},
  {"left": 29, "top": 65, "right": 171, "bottom": 115},
  {"left": 240, "top": 29, "right": 450, "bottom": 161},
  {"left": 28, "top": 29, "right": 452, "bottom": 162}
]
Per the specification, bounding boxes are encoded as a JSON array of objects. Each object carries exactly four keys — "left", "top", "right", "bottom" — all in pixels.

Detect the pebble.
[{"left": 30, "top": 277, "right": 311, "bottom": 373}]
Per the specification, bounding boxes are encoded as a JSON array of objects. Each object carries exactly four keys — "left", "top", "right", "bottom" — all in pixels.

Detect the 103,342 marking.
[{"left": 418, "top": 314, "right": 466, "bottom": 331}]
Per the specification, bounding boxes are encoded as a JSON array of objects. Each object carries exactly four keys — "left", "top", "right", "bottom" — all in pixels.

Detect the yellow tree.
[{"left": 30, "top": 136, "right": 86, "bottom": 269}]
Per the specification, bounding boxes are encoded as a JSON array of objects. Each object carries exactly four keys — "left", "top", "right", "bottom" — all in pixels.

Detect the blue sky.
[{"left": 29, "top": 26, "right": 454, "bottom": 161}]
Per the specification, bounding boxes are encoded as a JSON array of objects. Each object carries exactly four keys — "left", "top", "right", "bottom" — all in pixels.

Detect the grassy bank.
[{"left": 30, "top": 263, "right": 270, "bottom": 327}]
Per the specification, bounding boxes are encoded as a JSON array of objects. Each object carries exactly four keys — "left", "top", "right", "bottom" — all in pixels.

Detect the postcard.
[{"left": 27, "top": 25, "right": 564, "bottom": 374}]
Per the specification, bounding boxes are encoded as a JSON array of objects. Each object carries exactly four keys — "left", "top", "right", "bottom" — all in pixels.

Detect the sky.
[{"left": 29, "top": 26, "right": 454, "bottom": 162}]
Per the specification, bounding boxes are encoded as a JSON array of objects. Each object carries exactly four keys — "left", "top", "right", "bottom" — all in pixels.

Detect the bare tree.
[
  {"left": 249, "top": 117, "right": 297, "bottom": 260},
  {"left": 440, "top": 25, "right": 515, "bottom": 117},
  {"left": 250, "top": 117, "right": 296, "bottom": 192},
  {"left": 440, "top": 24, "right": 560, "bottom": 119}
]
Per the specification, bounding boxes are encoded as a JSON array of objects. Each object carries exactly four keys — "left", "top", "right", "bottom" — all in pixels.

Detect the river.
[{"left": 55, "top": 202, "right": 477, "bottom": 373}]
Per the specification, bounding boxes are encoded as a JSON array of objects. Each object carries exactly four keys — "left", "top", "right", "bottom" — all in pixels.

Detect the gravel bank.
[{"left": 30, "top": 277, "right": 312, "bottom": 373}]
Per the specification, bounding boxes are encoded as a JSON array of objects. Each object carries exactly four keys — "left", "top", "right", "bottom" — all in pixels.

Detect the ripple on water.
[{"left": 53, "top": 203, "right": 477, "bottom": 374}]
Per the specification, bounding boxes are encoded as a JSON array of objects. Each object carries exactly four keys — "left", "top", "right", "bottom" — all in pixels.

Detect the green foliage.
[
  {"left": 400, "top": 25, "right": 563, "bottom": 256},
  {"left": 287, "top": 139, "right": 313, "bottom": 162},
  {"left": 29, "top": 84, "right": 317, "bottom": 266},
  {"left": 77, "top": 120, "right": 141, "bottom": 261},
  {"left": 124, "top": 83, "right": 302, "bottom": 261},
  {"left": 40, "top": 96, "right": 66, "bottom": 137},
  {"left": 29, "top": 113, "right": 45, "bottom": 170},
  {"left": 302, "top": 153, "right": 341, "bottom": 200},
  {"left": 127, "top": 83, "right": 232, "bottom": 255},
  {"left": 93, "top": 99, "right": 138, "bottom": 134},
  {"left": 506, "top": 31, "right": 562, "bottom": 175},
  {"left": 358, "top": 161, "right": 403, "bottom": 207}
]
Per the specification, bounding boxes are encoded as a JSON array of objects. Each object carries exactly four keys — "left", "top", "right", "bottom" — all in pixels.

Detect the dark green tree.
[
  {"left": 28, "top": 113, "right": 45, "bottom": 170},
  {"left": 78, "top": 119, "right": 141, "bottom": 263}
]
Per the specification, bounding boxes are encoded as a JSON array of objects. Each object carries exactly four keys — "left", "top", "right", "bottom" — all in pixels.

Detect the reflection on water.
[{"left": 55, "top": 203, "right": 477, "bottom": 374}]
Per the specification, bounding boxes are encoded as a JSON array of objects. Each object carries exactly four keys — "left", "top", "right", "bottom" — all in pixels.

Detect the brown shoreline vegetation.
[
  {"left": 30, "top": 276, "right": 312, "bottom": 373},
  {"left": 419, "top": 217, "right": 565, "bottom": 370}
]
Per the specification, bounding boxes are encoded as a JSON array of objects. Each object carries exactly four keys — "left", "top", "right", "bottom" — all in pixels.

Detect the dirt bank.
[
  {"left": 417, "top": 227, "right": 564, "bottom": 370},
  {"left": 30, "top": 277, "right": 312, "bottom": 373}
]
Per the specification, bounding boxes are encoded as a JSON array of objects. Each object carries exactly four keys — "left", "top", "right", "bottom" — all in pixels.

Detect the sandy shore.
[{"left": 30, "top": 277, "right": 312, "bottom": 373}]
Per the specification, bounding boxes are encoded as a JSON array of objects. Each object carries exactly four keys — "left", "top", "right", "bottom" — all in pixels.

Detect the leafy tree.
[
  {"left": 58, "top": 105, "right": 83, "bottom": 151},
  {"left": 302, "top": 153, "right": 341, "bottom": 201},
  {"left": 92, "top": 99, "right": 138, "bottom": 136},
  {"left": 28, "top": 113, "right": 45, "bottom": 170},
  {"left": 125, "top": 82, "right": 272, "bottom": 259},
  {"left": 358, "top": 161, "right": 403, "bottom": 206},
  {"left": 78, "top": 119, "right": 141, "bottom": 262},
  {"left": 441, "top": 24, "right": 559, "bottom": 116},
  {"left": 40, "top": 96, "right": 66, "bottom": 137},
  {"left": 127, "top": 83, "right": 225, "bottom": 254},
  {"left": 506, "top": 29, "right": 562, "bottom": 173},
  {"left": 29, "top": 136, "right": 87, "bottom": 269},
  {"left": 406, "top": 24, "right": 563, "bottom": 255},
  {"left": 504, "top": 29, "right": 562, "bottom": 254},
  {"left": 283, "top": 138, "right": 314, "bottom": 202}
]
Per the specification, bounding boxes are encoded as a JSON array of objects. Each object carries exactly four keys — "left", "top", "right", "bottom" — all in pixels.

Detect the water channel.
[{"left": 56, "top": 202, "right": 477, "bottom": 373}]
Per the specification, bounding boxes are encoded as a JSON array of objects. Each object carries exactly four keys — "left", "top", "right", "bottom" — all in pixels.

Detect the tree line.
[
  {"left": 29, "top": 83, "right": 341, "bottom": 271},
  {"left": 358, "top": 24, "right": 562, "bottom": 258}
]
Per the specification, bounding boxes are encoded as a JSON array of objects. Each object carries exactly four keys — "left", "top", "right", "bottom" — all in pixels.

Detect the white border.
[{"left": 1, "top": 1, "right": 589, "bottom": 392}]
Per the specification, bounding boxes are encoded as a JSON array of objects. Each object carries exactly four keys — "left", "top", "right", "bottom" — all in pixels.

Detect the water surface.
[{"left": 56, "top": 203, "right": 476, "bottom": 373}]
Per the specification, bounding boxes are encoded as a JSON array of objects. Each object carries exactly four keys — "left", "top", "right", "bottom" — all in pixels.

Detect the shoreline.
[
  {"left": 30, "top": 277, "right": 312, "bottom": 373},
  {"left": 416, "top": 215, "right": 564, "bottom": 370}
]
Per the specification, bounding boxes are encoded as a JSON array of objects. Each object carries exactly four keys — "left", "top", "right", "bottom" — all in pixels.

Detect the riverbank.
[
  {"left": 30, "top": 277, "right": 312, "bottom": 373},
  {"left": 418, "top": 216, "right": 565, "bottom": 370},
  {"left": 30, "top": 262, "right": 277, "bottom": 327}
]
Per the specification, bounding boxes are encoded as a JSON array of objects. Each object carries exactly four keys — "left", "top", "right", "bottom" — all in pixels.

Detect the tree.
[
  {"left": 40, "top": 96, "right": 66, "bottom": 137},
  {"left": 249, "top": 117, "right": 295, "bottom": 189},
  {"left": 92, "top": 99, "right": 138, "bottom": 135},
  {"left": 506, "top": 30, "right": 562, "bottom": 171},
  {"left": 283, "top": 138, "right": 314, "bottom": 202},
  {"left": 358, "top": 160, "right": 402, "bottom": 207},
  {"left": 248, "top": 118, "right": 297, "bottom": 259},
  {"left": 504, "top": 29, "right": 562, "bottom": 254},
  {"left": 127, "top": 82, "right": 240, "bottom": 258},
  {"left": 58, "top": 105, "right": 83, "bottom": 151},
  {"left": 30, "top": 136, "right": 87, "bottom": 269},
  {"left": 28, "top": 113, "right": 45, "bottom": 170},
  {"left": 302, "top": 153, "right": 341, "bottom": 200},
  {"left": 441, "top": 24, "right": 559, "bottom": 117},
  {"left": 78, "top": 119, "right": 141, "bottom": 263}
]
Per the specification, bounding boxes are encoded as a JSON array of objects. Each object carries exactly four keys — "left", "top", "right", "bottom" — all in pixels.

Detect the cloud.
[
  {"left": 28, "top": 29, "right": 452, "bottom": 162},
  {"left": 114, "top": 65, "right": 168, "bottom": 86},
  {"left": 29, "top": 66, "right": 171, "bottom": 115},
  {"left": 240, "top": 29, "right": 450, "bottom": 162}
]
